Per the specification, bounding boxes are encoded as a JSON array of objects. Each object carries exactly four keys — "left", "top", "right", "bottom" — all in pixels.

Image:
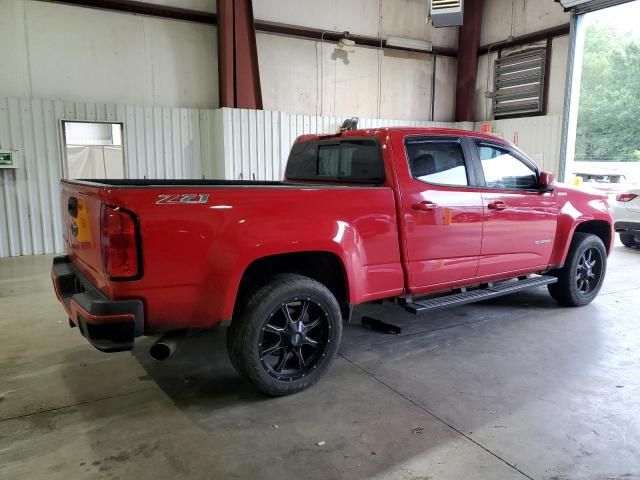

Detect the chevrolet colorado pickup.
[{"left": 52, "top": 127, "right": 614, "bottom": 395}]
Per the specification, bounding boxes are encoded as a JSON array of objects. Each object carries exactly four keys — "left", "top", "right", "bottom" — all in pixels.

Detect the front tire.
[
  {"left": 227, "top": 274, "right": 342, "bottom": 396},
  {"left": 548, "top": 232, "right": 607, "bottom": 307},
  {"left": 620, "top": 232, "right": 639, "bottom": 248}
]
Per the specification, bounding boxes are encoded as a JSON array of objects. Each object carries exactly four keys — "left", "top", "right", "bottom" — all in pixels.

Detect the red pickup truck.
[{"left": 52, "top": 127, "right": 614, "bottom": 395}]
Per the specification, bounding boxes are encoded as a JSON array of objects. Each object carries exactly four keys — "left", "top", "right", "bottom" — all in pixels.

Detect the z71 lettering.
[{"left": 156, "top": 194, "right": 209, "bottom": 205}]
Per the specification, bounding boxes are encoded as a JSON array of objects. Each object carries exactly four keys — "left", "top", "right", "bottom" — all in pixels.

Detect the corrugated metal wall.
[
  {"left": 475, "top": 115, "right": 564, "bottom": 174},
  {"left": 0, "top": 97, "right": 206, "bottom": 257},
  {"left": 214, "top": 108, "right": 474, "bottom": 181}
]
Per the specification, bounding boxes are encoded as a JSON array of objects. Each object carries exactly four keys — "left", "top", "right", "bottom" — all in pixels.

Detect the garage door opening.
[
  {"left": 62, "top": 121, "right": 125, "bottom": 179},
  {"left": 562, "top": 0, "right": 640, "bottom": 186}
]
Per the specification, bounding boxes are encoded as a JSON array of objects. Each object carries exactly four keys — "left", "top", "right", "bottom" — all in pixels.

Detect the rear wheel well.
[
  {"left": 574, "top": 220, "right": 612, "bottom": 254},
  {"left": 233, "top": 252, "right": 350, "bottom": 321}
]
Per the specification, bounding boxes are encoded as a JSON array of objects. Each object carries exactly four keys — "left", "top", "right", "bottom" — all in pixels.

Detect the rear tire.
[
  {"left": 620, "top": 232, "right": 639, "bottom": 248},
  {"left": 227, "top": 274, "right": 342, "bottom": 396},
  {"left": 547, "top": 232, "right": 607, "bottom": 307}
]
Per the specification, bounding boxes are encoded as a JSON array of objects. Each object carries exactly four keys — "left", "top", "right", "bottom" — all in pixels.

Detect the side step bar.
[{"left": 405, "top": 275, "right": 558, "bottom": 315}]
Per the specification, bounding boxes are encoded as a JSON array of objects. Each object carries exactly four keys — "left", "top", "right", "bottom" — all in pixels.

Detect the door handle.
[
  {"left": 488, "top": 200, "right": 507, "bottom": 211},
  {"left": 412, "top": 201, "right": 437, "bottom": 211}
]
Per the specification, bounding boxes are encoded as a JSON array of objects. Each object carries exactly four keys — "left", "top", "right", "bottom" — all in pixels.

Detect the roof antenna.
[{"left": 339, "top": 117, "right": 359, "bottom": 132}]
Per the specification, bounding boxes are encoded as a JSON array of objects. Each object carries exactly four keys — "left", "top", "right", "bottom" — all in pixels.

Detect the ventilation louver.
[
  {"left": 429, "top": 0, "right": 464, "bottom": 28},
  {"left": 493, "top": 48, "right": 547, "bottom": 119}
]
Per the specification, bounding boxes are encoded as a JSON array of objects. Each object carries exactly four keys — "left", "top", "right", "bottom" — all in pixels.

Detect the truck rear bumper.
[{"left": 51, "top": 256, "right": 144, "bottom": 353}]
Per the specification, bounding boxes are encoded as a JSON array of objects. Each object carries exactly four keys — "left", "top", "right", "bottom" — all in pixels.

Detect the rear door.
[
  {"left": 469, "top": 139, "right": 558, "bottom": 277},
  {"left": 397, "top": 135, "right": 484, "bottom": 292}
]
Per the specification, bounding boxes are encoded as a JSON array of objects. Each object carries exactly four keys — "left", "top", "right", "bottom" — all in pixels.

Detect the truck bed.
[{"left": 60, "top": 178, "right": 404, "bottom": 333}]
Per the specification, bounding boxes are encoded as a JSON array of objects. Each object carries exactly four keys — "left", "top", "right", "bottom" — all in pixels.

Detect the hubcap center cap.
[{"left": 290, "top": 332, "right": 303, "bottom": 347}]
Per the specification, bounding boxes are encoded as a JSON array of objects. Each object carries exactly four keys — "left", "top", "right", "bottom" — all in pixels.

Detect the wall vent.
[
  {"left": 493, "top": 48, "right": 547, "bottom": 119},
  {"left": 429, "top": 0, "right": 464, "bottom": 27}
]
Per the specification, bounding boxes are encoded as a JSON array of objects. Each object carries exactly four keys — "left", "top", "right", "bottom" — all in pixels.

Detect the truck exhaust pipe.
[{"left": 150, "top": 330, "right": 187, "bottom": 361}]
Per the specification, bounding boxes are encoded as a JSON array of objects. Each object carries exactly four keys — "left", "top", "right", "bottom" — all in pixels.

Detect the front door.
[
  {"left": 398, "top": 136, "right": 484, "bottom": 293},
  {"left": 472, "top": 140, "right": 558, "bottom": 277}
]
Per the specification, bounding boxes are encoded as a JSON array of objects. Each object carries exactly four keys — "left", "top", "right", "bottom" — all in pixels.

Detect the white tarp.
[{"left": 66, "top": 145, "right": 125, "bottom": 179}]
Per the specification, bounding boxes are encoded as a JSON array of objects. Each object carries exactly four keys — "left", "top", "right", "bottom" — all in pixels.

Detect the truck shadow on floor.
[{"left": 131, "top": 286, "right": 562, "bottom": 406}]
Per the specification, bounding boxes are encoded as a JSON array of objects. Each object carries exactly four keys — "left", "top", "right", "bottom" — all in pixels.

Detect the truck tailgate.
[{"left": 60, "top": 181, "right": 106, "bottom": 289}]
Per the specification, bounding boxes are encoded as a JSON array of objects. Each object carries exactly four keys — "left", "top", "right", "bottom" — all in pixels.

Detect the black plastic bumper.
[
  {"left": 615, "top": 221, "right": 640, "bottom": 233},
  {"left": 51, "top": 256, "right": 143, "bottom": 353}
]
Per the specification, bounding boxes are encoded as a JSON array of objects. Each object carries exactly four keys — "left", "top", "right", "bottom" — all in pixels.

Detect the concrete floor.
[{"left": 1, "top": 243, "right": 639, "bottom": 480}]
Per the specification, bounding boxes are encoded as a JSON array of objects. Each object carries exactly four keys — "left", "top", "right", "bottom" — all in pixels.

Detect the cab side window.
[
  {"left": 406, "top": 140, "right": 469, "bottom": 187},
  {"left": 476, "top": 144, "right": 538, "bottom": 189}
]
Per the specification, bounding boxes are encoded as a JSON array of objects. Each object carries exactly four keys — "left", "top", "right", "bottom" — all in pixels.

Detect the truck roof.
[{"left": 296, "top": 127, "right": 510, "bottom": 145}]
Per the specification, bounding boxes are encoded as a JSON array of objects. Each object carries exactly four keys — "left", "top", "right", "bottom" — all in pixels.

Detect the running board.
[{"left": 404, "top": 275, "right": 558, "bottom": 315}]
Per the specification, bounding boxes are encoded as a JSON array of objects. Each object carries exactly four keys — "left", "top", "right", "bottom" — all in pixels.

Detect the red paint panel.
[{"left": 478, "top": 190, "right": 558, "bottom": 277}]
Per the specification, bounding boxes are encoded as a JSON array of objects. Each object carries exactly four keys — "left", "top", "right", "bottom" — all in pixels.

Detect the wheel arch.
[
  {"left": 232, "top": 251, "right": 351, "bottom": 322},
  {"left": 551, "top": 219, "right": 613, "bottom": 269},
  {"left": 573, "top": 220, "right": 613, "bottom": 254}
]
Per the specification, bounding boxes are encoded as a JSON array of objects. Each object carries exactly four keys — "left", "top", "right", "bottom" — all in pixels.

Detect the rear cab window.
[{"left": 285, "top": 139, "right": 385, "bottom": 184}]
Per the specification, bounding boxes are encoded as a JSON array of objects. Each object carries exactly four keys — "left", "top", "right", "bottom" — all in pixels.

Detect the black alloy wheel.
[
  {"left": 227, "top": 274, "right": 342, "bottom": 396},
  {"left": 548, "top": 232, "right": 607, "bottom": 307},
  {"left": 259, "top": 298, "right": 331, "bottom": 381},
  {"left": 575, "top": 247, "right": 603, "bottom": 296}
]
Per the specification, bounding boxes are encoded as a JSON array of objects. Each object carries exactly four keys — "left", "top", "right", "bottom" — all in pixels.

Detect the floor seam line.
[
  {"left": 599, "top": 286, "right": 640, "bottom": 296},
  {"left": 338, "top": 353, "right": 534, "bottom": 480},
  {"left": 0, "top": 387, "right": 152, "bottom": 423}
]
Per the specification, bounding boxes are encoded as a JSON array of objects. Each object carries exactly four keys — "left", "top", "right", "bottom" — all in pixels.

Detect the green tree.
[{"left": 575, "top": 25, "right": 640, "bottom": 162}]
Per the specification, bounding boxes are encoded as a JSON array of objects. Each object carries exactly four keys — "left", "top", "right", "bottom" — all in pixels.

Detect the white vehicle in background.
[
  {"left": 613, "top": 188, "right": 640, "bottom": 248},
  {"left": 573, "top": 170, "right": 628, "bottom": 198}
]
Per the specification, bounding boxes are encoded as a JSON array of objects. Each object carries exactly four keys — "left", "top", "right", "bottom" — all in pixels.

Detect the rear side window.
[
  {"left": 286, "top": 139, "right": 384, "bottom": 183},
  {"left": 405, "top": 139, "right": 469, "bottom": 186}
]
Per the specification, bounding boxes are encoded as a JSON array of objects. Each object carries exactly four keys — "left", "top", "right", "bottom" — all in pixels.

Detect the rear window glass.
[{"left": 285, "top": 139, "right": 384, "bottom": 183}]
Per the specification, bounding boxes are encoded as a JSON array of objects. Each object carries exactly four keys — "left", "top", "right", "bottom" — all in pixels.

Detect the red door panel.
[
  {"left": 479, "top": 191, "right": 558, "bottom": 276},
  {"left": 403, "top": 186, "right": 484, "bottom": 289},
  {"left": 472, "top": 141, "right": 559, "bottom": 277}
]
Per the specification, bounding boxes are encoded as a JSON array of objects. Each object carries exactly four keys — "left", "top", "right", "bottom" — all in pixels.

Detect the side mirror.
[{"left": 539, "top": 171, "right": 556, "bottom": 191}]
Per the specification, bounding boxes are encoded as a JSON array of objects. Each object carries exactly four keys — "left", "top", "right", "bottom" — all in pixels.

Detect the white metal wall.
[
  {"left": 0, "top": 97, "right": 206, "bottom": 257},
  {"left": 475, "top": 115, "right": 564, "bottom": 174},
  {"left": 215, "top": 107, "right": 473, "bottom": 181}
]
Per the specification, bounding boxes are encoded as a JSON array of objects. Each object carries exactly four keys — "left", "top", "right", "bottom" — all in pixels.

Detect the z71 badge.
[{"left": 156, "top": 193, "right": 210, "bottom": 205}]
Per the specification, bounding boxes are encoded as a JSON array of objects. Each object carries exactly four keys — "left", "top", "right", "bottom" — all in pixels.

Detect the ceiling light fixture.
[{"left": 386, "top": 36, "right": 433, "bottom": 52}]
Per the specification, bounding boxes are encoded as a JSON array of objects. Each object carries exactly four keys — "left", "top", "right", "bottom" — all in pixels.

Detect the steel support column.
[
  {"left": 216, "top": 0, "right": 263, "bottom": 109},
  {"left": 455, "top": 0, "right": 483, "bottom": 122}
]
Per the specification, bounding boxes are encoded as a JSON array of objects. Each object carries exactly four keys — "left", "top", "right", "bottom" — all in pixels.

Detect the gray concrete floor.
[{"left": 1, "top": 243, "right": 639, "bottom": 480}]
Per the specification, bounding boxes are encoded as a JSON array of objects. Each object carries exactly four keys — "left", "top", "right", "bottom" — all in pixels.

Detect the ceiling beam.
[
  {"left": 41, "top": 0, "right": 217, "bottom": 24},
  {"left": 478, "top": 24, "right": 571, "bottom": 55},
  {"left": 255, "top": 21, "right": 458, "bottom": 57},
  {"left": 35, "top": 0, "right": 457, "bottom": 57}
]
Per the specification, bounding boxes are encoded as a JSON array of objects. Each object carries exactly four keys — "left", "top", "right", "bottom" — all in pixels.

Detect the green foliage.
[{"left": 575, "top": 25, "right": 640, "bottom": 162}]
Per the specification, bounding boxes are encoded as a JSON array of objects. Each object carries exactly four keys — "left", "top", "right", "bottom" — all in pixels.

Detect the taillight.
[
  {"left": 616, "top": 193, "right": 638, "bottom": 202},
  {"left": 101, "top": 205, "right": 141, "bottom": 280}
]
